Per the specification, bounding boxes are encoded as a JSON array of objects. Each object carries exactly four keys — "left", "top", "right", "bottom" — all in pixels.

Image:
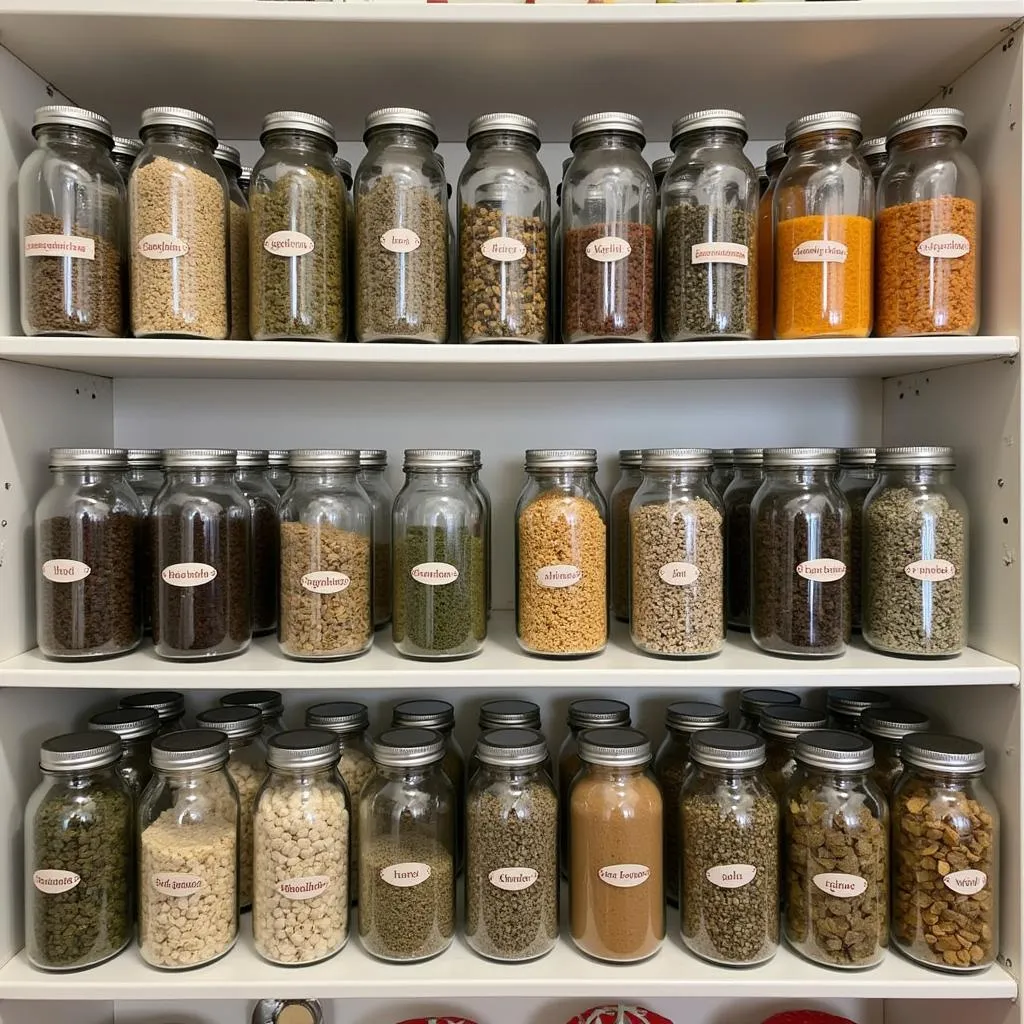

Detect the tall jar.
[
  {"left": 236, "top": 449, "right": 280, "bottom": 636},
  {"left": 120, "top": 690, "right": 186, "bottom": 736},
  {"left": 355, "top": 108, "right": 448, "bottom": 343},
  {"left": 126, "top": 451, "right": 161, "bottom": 636},
  {"left": 724, "top": 447, "right": 764, "bottom": 629},
  {"left": 757, "top": 142, "right": 786, "bottom": 339},
  {"left": 20, "top": 105, "right": 124, "bottom": 337},
  {"left": 751, "top": 447, "right": 851, "bottom": 657},
  {"left": 214, "top": 142, "right": 250, "bottom": 341},
  {"left": 863, "top": 446, "right": 968, "bottom": 656},
  {"left": 661, "top": 110, "right": 758, "bottom": 341},
  {"left": 111, "top": 136, "right": 141, "bottom": 184},
  {"left": 357, "top": 449, "right": 395, "bottom": 629},
  {"left": 87, "top": 707, "right": 160, "bottom": 798},
  {"left": 552, "top": 156, "right": 571, "bottom": 342},
  {"left": 826, "top": 688, "right": 892, "bottom": 732},
  {"left": 630, "top": 448, "right": 724, "bottom": 657},
  {"left": 861, "top": 707, "right": 931, "bottom": 797},
  {"left": 892, "top": 734, "right": 998, "bottom": 971},
  {"left": 138, "top": 730, "right": 239, "bottom": 969},
  {"left": 877, "top": 108, "right": 980, "bottom": 337},
  {"left": 459, "top": 113, "right": 550, "bottom": 343},
  {"left": 515, "top": 449, "right": 607, "bottom": 656},
  {"left": 470, "top": 450, "right": 494, "bottom": 618},
  {"left": 758, "top": 704, "right": 827, "bottom": 799},
  {"left": 151, "top": 449, "right": 252, "bottom": 660},
  {"left": 25, "top": 732, "right": 132, "bottom": 970},
  {"left": 562, "top": 113, "right": 655, "bottom": 342},
  {"left": 569, "top": 728, "right": 664, "bottom": 963},
  {"left": 681, "top": 730, "right": 779, "bottom": 966},
  {"left": 653, "top": 153, "right": 672, "bottom": 341},
  {"left": 774, "top": 111, "right": 873, "bottom": 339},
  {"left": 392, "top": 449, "right": 486, "bottom": 659},
  {"left": 860, "top": 136, "right": 888, "bottom": 184},
  {"left": 253, "top": 730, "right": 350, "bottom": 965},
  {"left": 221, "top": 689, "right": 287, "bottom": 743},
  {"left": 837, "top": 447, "right": 877, "bottom": 629},
  {"left": 609, "top": 449, "right": 643, "bottom": 623},
  {"left": 337, "top": 155, "right": 354, "bottom": 340},
  {"left": 784, "top": 730, "right": 888, "bottom": 968},
  {"left": 36, "top": 447, "right": 143, "bottom": 660},
  {"left": 736, "top": 688, "right": 801, "bottom": 732},
  {"left": 466, "top": 729, "right": 558, "bottom": 962},
  {"left": 278, "top": 449, "right": 373, "bottom": 660},
  {"left": 251, "top": 111, "right": 344, "bottom": 341},
  {"left": 129, "top": 107, "right": 228, "bottom": 339},
  {"left": 359, "top": 729, "right": 456, "bottom": 961},
  {"left": 266, "top": 450, "right": 291, "bottom": 496}
]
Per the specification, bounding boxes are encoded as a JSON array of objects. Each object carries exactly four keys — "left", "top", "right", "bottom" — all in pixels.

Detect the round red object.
[{"left": 569, "top": 1006, "right": 674, "bottom": 1024}]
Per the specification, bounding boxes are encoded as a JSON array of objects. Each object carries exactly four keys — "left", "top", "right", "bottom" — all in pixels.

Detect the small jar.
[
  {"left": 609, "top": 449, "right": 643, "bottom": 623},
  {"left": 861, "top": 707, "right": 932, "bottom": 797},
  {"left": 473, "top": 699, "right": 545, "bottom": 777},
  {"left": 774, "top": 111, "right": 874, "bottom": 339},
  {"left": 466, "top": 729, "right": 558, "bottom": 961},
  {"left": 837, "top": 447, "right": 877, "bottom": 629},
  {"left": 393, "top": 449, "right": 486, "bottom": 659},
  {"left": 863, "top": 446, "right": 968, "bottom": 656},
  {"left": 784, "top": 730, "right": 888, "bottom": 968},
  {"left": 470, "top": 450, "right": 493, "bottom": 618},
  {"left": 751, "top": 448, "right": 852, "bottom": 657},
  {"left": 129, "top": 106, "right": 228, "bottom": 339},
  {"left": 357, "top": 449, "right": 395, "bottom": 629},
  {"left": 758, "top": 704, "right": 827, "bottom": 799},
  {"left": 826, "top": 688, "right": 892, "bottom": 732},
  {"left": 552, "top": 156, "right": 571, "bottom": 342},
  {"left": 562, "top": 112, "right": 655, "bottom": 342},
  {"left": 630, "top": 448, "right": 724, "bottom": 657},
  {"left": 253, "top": 730, "right": 350, "bottom": 965},
  {"left": 138, "top": 730, "right": 239, "bottom": 969},
  {"left": 681, "top": 730, "right": 779, "bottom": 966},
  {"left": 724, "top": 448, "right": 764, "bottom": 629},
  {"left": 757, "top": 142, "right": 786, "bottom": 339},
  {"left": 859, "top": 136, "right": 888, "bottom": 185},
  {"left": 214, "top": 142, "right": 250, "bottom": 341},
  {"left": 877, "top": 109, "right": 980, "bottom": 337},
  {"left": 26, "top": 732, "right": 133, "bottom": 970},
  {"left": 235, "top": 450, "right": 280, "bottom": 636},
  {"left": 87, "top": 707, "right": 160, "bottom": 798},
  {"left": 735, "top": 688, "right": 801, "bottom": 732},
  {"left": 355, "top": 108, "right": 448, "bottom": 343},
  {"left": 710, "top": 448, "right": 735, "bottom": 500},
  {"left": 120, "top": 690, "right": 187, "bottom": 736},
  {"left": 251, "top": 111, "right": 345, "bottom": 341},
  {"left": 151, "top": 449, "right": 252, "bottom": 660},
  {"left": 892, "top": 734, "right": 998, "bottom": 971},
  {"left": 661, "top": 110, "right": 758, "bottom": 341},
  {"left": 111, "top": 136, "right": 141, "bottom": 184},
  {"left": 515, "top": 449, "right": 607, "bottom": 656},
  {"left": 569, "top": 728, "right": 664, "bottom": 962},
  {"left": 220, "top": 690, "right": 287, "bottom": 744},
  {"left": 459, "top": 113, "right": 550, "bottom": 343},
  {"left": 278, "top": 449, "right": 373, "bottom": 660},
  {"left": 35, "top": 448, "right": 143, "bottom": 659},
  {"left": 359, "top": 729, "right": 456, "bottom": 961},
  {"left": 266, "top": 450, "right": 291, "bottom": 496}
]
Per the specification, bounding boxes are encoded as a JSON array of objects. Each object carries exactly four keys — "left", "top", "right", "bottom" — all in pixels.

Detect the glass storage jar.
[
  {"left": 751, "top": 448, "right": 851, "bottom": 656},
  {"left": 138, "top": 730, "right": 239, "bottom": 969},
  {"left": 120, "top": 690, "right": 186, "bottom": 735},
  {"left": 609, "top": 449, "right": 643, "bottom": 623},
  {"left": 214, "top": 142, "right": 249, "bottom": 341},
  {"left": 861, "top": 707, "right": 931, "bottom": 797},
  {"left": 473, "top": 699, "right": 545, "bottom": 776},
  {"left": 36, "top": 447, "right": 143, "bottom": 660},
  {"left": 393, "top": 449, "right": 485, "bottom": 659},
  {"left": 784, "top": 730, "right": 888, "bottom": 968},
  {"left": 20, "top": 105, "right": 124, "bottom": 338},
  {"left": 569, "top": 728, "right": 664, "bottom": 962},
  {"left": 681, "top": 730, "right": 779, "bottom": 965},
  {"left": 711, "top": 449, "right": 735, "bottom": 500},
  {"left": 235, "top": 450, "right": 280, "bottom": 636},
  {"left": 757, "top": 142, "right": 786, "bottom": 339},
  {"left": 221, "top": 689, "right": 287, "bottom": 742},
  {"left": 357, "top": 449, "right": 394, "bottom": 629},
  {"left": 126, "top": 449, "right": 164, "bottom": 511},
  {"left": 877, "top": 109, "right": 980, "bottom": 337},
  {"left": 470, "top": 450, "right": 493, "bottom": 618},
  {"left": 459, "top": 113, "right": 550, "bottom": 343},
  {"left": 774, "top": 111, "right": 874, "bottom": 339},
  {"left": 239, "top": 166, "right": 251, "bottom": 195},
  {"left": 359, "top": 728, "right": 456, "bottom": 961},
  {"left": 355, "top": 107, "right": 448, "bottom": 343},
  {"left": 859, "top": 136, "right": 888, "bottom": 184},
  {"left": 552, "top": 156, "right": 572, "bottom": 342},
  {"left": 129, "top": 106, "right": 228, "bottom": 339},
  {"left": 826, "top": 687, "right": 892, "bottom": 732},
  {"left": 758, "top": 704, "right": 827, "bottom": 799},
  {"left": 736, "top": 688, "right": 801, "bottom": 732},
  {"left": 724, "top": 447, "right": 764, "bottom": 629},
  {"left": 661, "top": 110, "right": 758, "bottom": 341},
  {"left": 863, "top": 446, "right": 968, "bottom": 656},
  {"left": 266, "top": 450, "right": 291, "bottom": 496},
  {"left": 837, "top": 447, "right": 877, "bottom": 629},
  {"left": 253, "top": 730, "right": 350, "bottom": 965},
  {"left": 111, "top": 136, "right": 141, "bottom": 183},
  {"left": 151, "top": 449, "right": 252, "bottom": 660},
  {"left": 892, "top": 734, "right": 998, "bottom": 971},
  {"left": 336, "top": 155, "right": 353, "bottom": 339},
  {"left": 515, "top": 448, "right": 607, "bottom": 656},
  {"left": 562, "top": 112, "right": 655, "bottom": 342},
  {"left": 87, "top": 707, "right": 160, "bottom": 798},
  {"left": 26, "top": 732, "right": 133, "bottom": 970},
  {"left": 466, "top": 728, "right": 558, "bottom": 961}
]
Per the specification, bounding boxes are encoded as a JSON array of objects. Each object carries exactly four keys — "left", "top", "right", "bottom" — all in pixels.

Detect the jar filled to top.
[
  {"left": 736, "top": 687, "right": 801, "bottom": 732},
  {"left": 266, "top": 450, "right": 291, "bottom": 496},
  {"left": 826, "top": 687, "right": 892, "bottom": 732},
  {"left": 758, "top": 704, "right": 827, "bottom": 799},
  {"left": 724, "top": 447, "right": 764, "bottom": 629},
  {"left": 610, "top": 449, "right": 643, "bottom": 623},
  {"left": 87, "top": 707, "right": 160, "bottom": 797},
  {"left": 861, "top": 706, "right": 931, "bottom": 797},
  {"left": 235, "top": 449, "right": 280, "bottom": 636},
  {"left": 357, "top": 449, "right": 395, "bottom": 629},
  {"left": 220, "top": 689, "right": 286, "bottom": 742},
  {"left": 757, "top": 141, "right": 786, "bottom": 339},
  {"left": 120, "top": 690, "right": 186, "bottom": 735},
  {"left": 214, "top": 141, "right": 249, "bottom": 341},
  {"left": 838, "top": 446, "right": 877, "bottom": 629}
]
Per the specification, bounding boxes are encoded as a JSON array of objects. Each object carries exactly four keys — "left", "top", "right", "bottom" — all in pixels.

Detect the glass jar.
[
  {"left": 266, "top": 450, "right": 291, "bottom": 496},
  {"left": 25, "top": 732, "right": 133, "bottom": 970},
  {"left": 724, "top": 448, "right": 764, "bottom": 629},
  {"left": 111, "top": 136, "right": 141, "bottom": 183},
  {"left": 214, "top": 142, "right": 249, "bottom": 341},
  {"left": 877, "top": 109, "right": 980, "bottom": 337},
  {"left": 784, "top": 730, "right": 888, "bottom": 968},
  {"left": 630, "top": 448, "right": 724, "bottom": 657},
  {"left": 393, "top": 449, "right": 486, "bottom": 659},
  {"left": 251, "top": 111, "right": 345, "bottom": 342},
  {"left": 221, "top": 690, "right": 287, "bottom": 743},
  {"left": 758, "top": 704, "right": 827, "bottom": 799},
  {"left": 757, "top": 142, "right": 786, "bottom": 339},
  {"left": 837, "top": 447, "right": 877, "bottom": 630},
  {"left": 661, "top": 110, "right": 758, "bottom": 341},
  {"left": 126, "top": 449, "right": 164, "bottom": 511},
  {"left": 337, "top": 155, "right": 354, "bottom": 341},
  {"left": 239, "top": 166, "right": 251, "bottom": 196},
  {"left": 466, "top": 729, "right": 558, "bottom": 961},
  {"left": 515, "top": 449, "right": 607, "bottom": 656},
  {"left": 87, "top": 707, "right": 160, "bottom": 798},
  {"left": 710, "top": 449, "right": 735, "bottom": 500},
  {"left": 357, "top": 449, "right": 395, "bottom": 629},
  {"left": 359, "top": 728, "right": 456, "bottom": 961},
  {"left": 609, "top": 449, "right": 643, "bottom": 623},
  {"left": 552, "top": 155, "right": 571, "bottom": 342},
  {"left": 138, "top": 730, "right": 239, "bottom": 969},
  {"left": 774, "top": 111, "right": 874, "bottom": 339},
  {"left": 120, "top": 690, "right": 187, "bottom": 735},
  {"left": 459, "top": 113, "right": 550, "bottom": 343},
  {"left": 35, "top": 447, "right": 143, "bottom": 659},
  {"left": 151, "top": 449, "right": 252, "bottom": 660},
  {"left": 278, "top": 449, "right": 373, "bottom": 660},
  {"left": 859, "top": 136, "right": 888, "bottom": 185},
  {"left": 863, "top": 446, "right": 969, "bottom": 656},
  {"left": 681, "top": 730, "right": 779, "bottom": 965},
  {"left": 893, "top": 734, "right": 998, "bottom": 971},
  {"left": 826, "top": 688, "right": 892, "bottom": 732},
  {"left": 736, "top": 688, "right": 801, "bottom": 732},
  {"left": 355, "top": 108, "right": 448, "bottom": 343},
  {"left": 470, "top": 449, "right": 493, "bottom": 618},
  {"left": 129, "top": 106, "right": 228, "bottom": 339},
  {"left": 751, "top": 448, "right": 852, "bottom": 657},
  {"left": 861, "top": 707, "right": 932, "bottom": 797},
  {"left": 236, "top": 450, "right": 280, "bottom": 636},
  {"left": 253, "top": 730, "right": 350, "bottom": 965},
  {"left": 473, "top": 699, "right": 544, "bottom": 776},
  {"left": 562, "top": 112, "right": 656, "bottom": 342},
  {"left": 569, "top": 728, "right": 664, "bottom": 962}
]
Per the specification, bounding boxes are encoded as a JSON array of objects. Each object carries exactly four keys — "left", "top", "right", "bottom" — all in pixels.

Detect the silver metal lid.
[
  {"left": 306, "top": 701, "right": 370, "bottom": 734},
  {"left": 196, "top": 705, "right": 263, "bottom": 741},
  {"left": 763, "top": 447, "right": 839, "bottom": 468},
  {"left": 112, "top": 136, "right": 142, "bottom": 159},
  {"left": 876, "top": 445, "right": 955, "bottom": 468},
  {"left": 404, "top": 448, "right": 476, "bottom": 470},
  {"left": 740, "top": 688, "right": 801, "bottom": 716},
  {"left": 120, "top": 690, "right": 185, "bottom": 722},
  {"left": 665, "top": 701, "right": 728, "bottom": 733},
  {"left": 33, "top": 105, "right": 112, "bottom": 144},
  {"left": 393, "top": 699, "right": 455, "bottom": 732},
  {"left": 214, "top": 142, "right": 242, "bottom": 172},
  {"left": 579, "top": 727, "right": 651, "bottom": 767},
  {"left": 162, "top": 448, "right": 236, "bottom": 469},
  {"left": 858, "top": 136, "right": 887, "bottom": 160},
  {"left": 288, "top": 448, "right": 361, "bottom": 470},
  {"left": 861, "top": 708, "right": 932, "bottom": 742},
  {"left": 476, "top": 727, "right": 548, "bottom": 768},
  {"left": 357, "top": 449, "right": 387, "bottom": 469},
  {"left": 49, "top": 447, "right": 127, "bottom": 470},
  {"left": 766, "top": 141, "right": 787, "bottom": 167},
  {"left": 827, "top": 688, "right": 892, "bottom": 717},
  {"left": 712, "top": 448, "right": 735, "bottom": 466},
  {"left": 467, "top": 112, "right": 540, "bottom": 145},
  {"left": 151, "top": 729, "right": 230, "bottom": 771},
  {"left": 364, "top": 107, "right": 438, "bottom": 146},
  {"left": 731, "top": 447, "right": 764, "bottom": 466},
  {"left": 568, "top": 698, "right": 631, "bottom": 730},
  {"left": 759, "top": 705, "right": 828, "bottom": 740},
  {"left": 221, "top": 690, "right": 284, "bottom": 723},
  {"left": 267, "top": 450, "right": 290, "bottom": 467},
  {"left": 690, "top": 728, "right": 765, "bottom": 770},
  {"left": 127, "top": 449, "right": 163, "bottom": 469},
  {"left": 785, "top": 111, "right": 862, "bottom": 145},
  {"left": 235, "top": 449, "right": 270, "bottom": 469},
  {"left": 795, "top": 729, "right": 874, "bottom": 771},
  {"left": 840, "top": 446, "right": 877, "bottom": 467},
  {"left": 570, "top": 112, "right": 645, "bottom": 148},
  {"left": 267, "top": 729, "right": 340, "bottom": 771},
  {"left": 335, "top": 156, "right": 352, "bottom": 186},
  {"left": 140, "top": 106, "right": 216, "bottom": 143},
  {"left": 888, "top": 107, "right": 967, "bottom": 145},
  {"left": 641, "top": 447, "right": 713, "bottom": 470},
  {"left": 373, "top": 727, "right": 446, "bottom": 768},
  {"left": 525, "top": 448, "right": 598, "bottom": 470},
  {"left": 901, "top": 733, "right": 985, "bottom": 774},
  {"left": 261, "top": 110, "right": 337, "bottom": 149},
  {"left": 41, "top": 731, "right": 122, "bottom": 772},
  {"left": 755, "top": 164, "right": 766, "bottom": 180},
  {"left": 88, "top": 708, "right": 160, "bottom": 742},
  {"left": 479, "top": 699, "right": 542, "bottom": 731},
  {"left": 618, "top": 449, "right": 644, "bottom": 468},
  {"left": 652, "top": 155, "right": 674, "bottom": 179},
  {"left": 670, "top": 109, "right": 747, "bottom": 148},
  {"left": 239, "top": 167, "right": 252, "bottom": 189}
]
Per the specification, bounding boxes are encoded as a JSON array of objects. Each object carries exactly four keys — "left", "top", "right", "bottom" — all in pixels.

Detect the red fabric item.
[
  {"left": 762, "top": 1013, "right": 858, "bottom": 1024},
  {"left": 396, "top": 1019, "right": 481, "bottom": 1024},
  {"left": 570, "top": 1006, "right": 674, "bottom": 1024}
]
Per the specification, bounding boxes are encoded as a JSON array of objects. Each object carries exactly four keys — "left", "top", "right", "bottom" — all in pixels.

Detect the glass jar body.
[
  {"left": 837, "top": 464, "right": 877, "bottom": 629},
  {"left": 653, "top": 729, "right": 693, "bottom": 905},
  {"left": 225, "top": 169, "right": 249, "bottom": 340},
  {"left": 126, "top": 466, "right": 164, "bottom": 512},
  {"left": 236, "top": 467, "right": 280, "bottom": 636},
  {"left": 357, "top": 465, "right": 395, "bottom": 629},
  {"left": 126, "top": 467, "right": 161, "bottom": 636},
  {"left": 867, "top": 734, "right": 906, "bottom": 797},
  {"left": 609, "top": 464, "right": 643, "bottom": 622},
  {"left": 724, "top": 465, "right": 764, "bottom": 629},
  {"left": 117, "top": 735, "right": 154, "bottom": 797},
  {"left": 757, "top": 166, "right": 781, "bottom": 338},
  {"left": 227, "top": 735, "right": 268, "bottom": 911},
  {"left": 472, "top": 469, "right": 493, "bottom": 618},
  {"left": 762, "top": 733, "right": 798, "bottom": 798},
  {"left": 336, "top": 730, "right": 375, "bottom": 896}
]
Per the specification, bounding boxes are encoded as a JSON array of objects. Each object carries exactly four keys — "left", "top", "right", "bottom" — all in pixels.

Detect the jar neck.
[
  {"left": 732, "top": 465, "right": 764, "bottom": 483},
  {"left": 358, "top": 466, "right": 385, "bottom": 483},
  {"left": 694, "top": 763, "right": 761, "bottom": 784},
  {"left": 41, "top": 764, "right": 118, "bottom": 786},
  {"left": 765, "top": 465, "right": 837, "bottom": 486},
  {"left": 470, "top": 130, "right": 539, "bottom": 155},
  {"left": 478, "top": 761, "right": 545, "bottom": 783},
  {"left": 290, "top": 467, "right": 360, "bottom": 487},
  {"left": 582, "top": 760, "right": 648, "bottom": 780},
  {"left": 528, "top": 467, "right": 596, "bottom": 487},
  {"left": 35, "top": 124, "right": 110, "bottom": 153},
  {"left": 51, "top": 466, "right": 124, "bottom": 486},
  {"left": 153, "top": 762, "right": 229, "bottom": 782},
  {"left": 404, "top": 467, "right": 473, "bottom": 485},
  {"left": 878, "top": 465, "right": 951, "bottom": 486},
  {"left": 839, "top": 465, "right": 876, "bottom": 482},
  {"left": 268, "top": 763, "right": 336, "bottom": 783},
  {"left": 377, "top": 761, "right": 441, "bottom": 783},
  {"left": 891, "top": 126, "right": 965, "bottom": 153},
  {"left": 790, "top": 128, "right": 859, "bottom": 155},
  {"left": 368, "top": 125, "right": 436, "bottom": 152},
  {"left": 165, "top": 466, "right": 235, "bottom": 486},
  {"left": 803, "top": 765, "right": 868, "bottom": 787},
  {"left": 226, "top": 735, "right": 259, "bottom": 755},
  {"left": 262, "top": 128, "right": 335, "bottom": 158},
  {"left": 673, "top": 126, "right": 746, "bottom": 153},
  {"left": 643, "top": 466, "right": 711, "bottom": 487},
  {"left": 574, "top": 131, "right": 644, "bottom": 156},
  {"left": 908, "top": 766, "right": 982, "bottom": 787},
  {"left": 141, "top": 124, "right": 215, "bottom": 154}
]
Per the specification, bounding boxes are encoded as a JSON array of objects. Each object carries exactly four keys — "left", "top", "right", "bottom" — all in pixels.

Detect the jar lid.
[
  {"left": 33, "top": 105, "right": 113, "bottom": 144},
  {"left": 214, "top": 142, "right": 242, "bottom": 173},
  {"left": 120, "top": 690, "right": 185, "bottom": 722},
  {"left": 41, "top": 731, "right": 122, "bottom": 772},
  {"left": 690, "top": 728, "right": 765, "bottom": 770},
  {"left": 88, "top": 707, "right": 160, "bottom": 742},
  {"left": 476, "top": 727, "right": 548, "bottom": 768},
  {"left": 525, "top": 448, "right": 598, "bottom": 470},
  {"left": 364, "top": 107, "right": 438, "bottom": 146},
  {"left": 568, "top": 698, "right": 631, "bottom": 730},
  {"left": 49, "top": 447, "right": 128, "bottom": 470},
  {"left": 712, "top": 448, "right": 734, "bottom": 466},
  {"left": 731, "top": 447, "right": 764, "bottom": 466},
  {"left": 652, "top": 155, "right": 674, "bottom": 179},
  {"left": 393, "top": 699, "right": 455, "bottom": 731},
  {"left": 239, "top": 167, "right": 252, "bottom": 189},
  {"left": 306, "top": 701, "right": 370, "bottom": 734},
  {"left": 288, "top": 448, "right": 361, "bottom": 470},
  {"left": 356, "top": 450, "right": 387, "bottom": 470},
  {"left": 839, "top": 446, "right": 877, "bottom": 467},
  {"left": 467, "top": 112, "right": 540, "bottom": 146},
  {"left": 763, "top": 447, "right": 839, "bottom": 468},
  {"left": 887, "top": 107, "right": 967, "bottom": 145},
  {"left": 196, "top": 705, "right": 263, "bottom": 741},
  {"left": 578, "top": 727, "right": 651, "bottom": 767},
  {"left": 126, "top": 448, "right": 163, "bottom": 469},
  {"left": 479, "top": 699, "right": 542, "bottom": 731},
  {"left": 570, "top": 112, "right": 645, "bottom": 148},
  {"left": 785, "top": 111, "right": 862, "bottom": 145},
  {"left": 858, "top": 136, "right": 887, "bottom": 161},
  {"left": 235, "top": 449, "right": 270, "bottom": 469},
  {"left": 151, "top": 729, "right": 230, "bottom": 771},
  {"left": 766, "top": 141, "right": 787, "bottom": 167},
  {"left": 140, "top": 106, "right": 216, "bottom": 143},
  {"left": 740, "top": 688, "right": 801, "bottom": 717},
  {"left": 404, "top": 449, "right": 476, "bottom": 470},
  {"left": 373, "top": 727, "right": 446, "bottom": 767},
  {"left": 670, "top": 109, "right": 747, "bottom": 148},
  {"left": 759, "top": 705, "right": 828, "bottom": 740},
  {"left": 901, "top": 733, "right": 985, "bottom": 774},
  {"left": 162, "top": 448, "right": 236, "bottom": 469},
  {"left": 795, "top": 729, "right": 874, "bottom": 771},
  {"left": 335, "top": 156, "right": 352, "bottom": 186},
  {"left": 618, "top": 449, "right": 644, "bottom": 468},
  {"left": 827, "top": 687, "right": 892, "bottom": 717},
  {"left": 221, "top": 689, "right": 284, "bottom": 723},
  {"left": 267, "top": 729, "right": 340, "bottom": 770},
  {"left": 861, "top": 707, "right": 932, "bottom": 742},
  {"left": 112, "top": 135, "right": 142, "bottom": 160},
  {"left": 876, "top": 445, "right": 955, "bottom": 468},
  {"left": 641, "top": 447, "right": 713, "bottom": 469},
  {"left": 665, "top": 700, "right": 729, "bottom": 733},
  {"left": 261, "top": 110, "right": 338, "bottom": 150},
  {"left": 267, "top": 450, "right": 290, "bottom": 467}
]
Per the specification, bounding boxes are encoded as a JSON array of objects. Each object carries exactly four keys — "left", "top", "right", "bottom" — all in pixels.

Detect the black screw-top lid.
[
  {"left": 665, "top": 701, "right": 729, "bottom": 733},
  {"left": 196, "top": 705, "right": 263, "bottom": 741},
  {"left": 795, "top": 729, "right": 874, "bottom": 771},
  {"left": 221, "top": 690, "right": 284, "bottom": 723},
  {"left": 479, "top": 699, "right": 542, "bottom": 731},
  {"left": 567, "top": 698, "right": 631, "bottom": 730},
  {"left": 392, "top": 699, "right": 455, "bottom": 731},
  {"left": 120, "top": 690, "right": 185, "bottom": 722},
  {"left": 901, "top": 733, "right": 985, "bottom": 774},
  {"left": 579, "top": 727, "right": 650, "bottom": 767},
  {"left": 827, "top": 688, "right": 892, "bottom": 717},
  {"left": 151, "top": 729, "right": 230, "bottom": 771},
  {"left": 740, "top": 688, "right": 801, "bottom": 716},
  {"left": 690, "top": 729, "right": 766, "bottom": 770},
  {"left": 476, "top": 728, "right": 548, "bottom": 768},
  {"left": 306, "top": 701, "right": 370, "bottom": 734},
  {"left": 861, "top": 707, "right": 931, "bottom": 742},
  {"left": 41, "top": 732, "right": 122, "bottom": 772},
  {"left": 267, "top": 729, "right": 340, "bottom": 770},
  {"left": 88, "top": 708, "right": 160, "bottom": 742},
  {"left": 372, "top": 727, "right": 446, "bottom": 768},
  {"left": 759, "top": 705, "right": 828, "bottom": 740}
]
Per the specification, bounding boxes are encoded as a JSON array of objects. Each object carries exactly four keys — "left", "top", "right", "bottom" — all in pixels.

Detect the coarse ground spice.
[{"left": 228, "top": 197, "right": 249, "bottom": 339}]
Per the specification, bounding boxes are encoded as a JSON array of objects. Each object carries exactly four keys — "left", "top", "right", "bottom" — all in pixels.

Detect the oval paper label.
[
  {"left": 481, "top": 237, "right": 527, "bottom": 262},
  {"left": 918, "top": 233, "right": 971, "bottom": 259},
  {"left": 411, "top": 562, "right": 459, "bottom": 586},
  {"left": 585, "top": 236, "right": 631, "bottom": 262},
  {"left": 598, "top": 864, "right": 651, "bottom": 887},
  {"left": 33, "top": 869, "right": 81, "bottom": 894},
  {"left": 536, "top": 564, "right": 582, "bottom": 588},
  {"left": 691, "top": 242, "right": 749, "bottom": 266},
  {"left": 797, "top": 558, "right": 847, "bottom": 582},
  {"left": 152, "top": 872, "right": 204, "bottom": 896},
  {"left": 905, "top": 558, "right": 957, "bottom": 582},
  {"left": 659, "top": 562, "right": 700, "bottom": 586},
  {"left": 381, "top": 228, "right": 421, "bottom": 253},
  {"left": 813, "top": 872, "right": 867, "bottom": 898},
  {"left": 161, "top": 562, "right": 217, "bottom": 587},
  {"left": 793, "top": 240, "right": 848, "bottom": 264},
  {"left": 944, "top": 869, "right": 988, "bottom": 894},
  {"left": 706, "top": 864, "right": 757, "bottom": 889},
  {"left": 264, "top": 230, "right": 315, "bottom": 256},
  {"left": 138, "top": 233, "right": 189, "bottom": 259},
  {"left": 278, "top": 875, "right": 332, "bottom": 900},
  {"left": 25, "top": 234, "right": 95, "bottom": 260},
  {"left": 42, "top": 558, "right": 91, "bottom": 583},
  {"left": 380, "top": 862, "right": 431, "bottom": 887},
  {"left": 301, "top": 570, "right": 351, "bottom": 594},
  {"left": 489, "top": 867, "right": 538, "bottom": 891}
]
